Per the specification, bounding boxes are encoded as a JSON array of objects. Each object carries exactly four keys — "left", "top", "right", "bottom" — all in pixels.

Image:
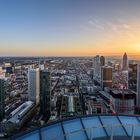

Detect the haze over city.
[{"left": 0, "top": 0, "right": 140, "bottom": 56}]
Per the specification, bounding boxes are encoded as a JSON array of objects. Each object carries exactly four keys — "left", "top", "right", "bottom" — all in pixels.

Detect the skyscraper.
[
  {"left": 28, "top": 68, "right": 40, "bottom": 105},
  {"left": 136, "top": 65, "right": 140, "bottom": 109},
  {"left": 100, "top": 56, "right": 105, "bottom": 66},
  {"left": 101, "top": 66, "right": 113, "bottom": 89},
  {"left": 40, "top": 70, "right": 51, "bottom": 118},
  {"left": 128, "top": 62, "right": 138, "bottom": 111},
  {"left": 122, "top": 53, "right": 128, "bottom": 70},
  {"left": 93, "top": 55, "right": 101, "bottom": 80},
  {"left": 0, "top": 79, "right": 5, "bottom": 121},
  {"left": 128, "top": 63, "right": 137, "bottom": 92},
  {"left": 137, "top": 65, "right": 140, "bottom": 109}
]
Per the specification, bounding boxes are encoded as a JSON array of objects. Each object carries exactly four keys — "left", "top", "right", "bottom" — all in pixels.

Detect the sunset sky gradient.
[{"left": 0, "top": 0, "right": 140, "bottom": 56}]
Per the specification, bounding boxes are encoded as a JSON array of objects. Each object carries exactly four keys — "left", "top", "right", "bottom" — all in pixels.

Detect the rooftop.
[
  {"left": 7, "top": 101, "right": 34, "bottom": 124},
  {"left": 111, "top": 89, "right": 135, "bottom": 95},
  {"left": 14, "top": 114, "right": 140, "bottom": 140}
]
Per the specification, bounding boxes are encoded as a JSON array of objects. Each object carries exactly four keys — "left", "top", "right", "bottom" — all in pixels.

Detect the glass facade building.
[
  {"left": 14, "top": 115, "right": 140, "bottom": 140},
  {"left": 128, "top": 64, "right": 137, "bottom": 93},
  {"left": 40, "top": 70, "right": 51, "bottom": 118},
  {"left": 0, "top": 79, "right": 5, "bottom": 121}
]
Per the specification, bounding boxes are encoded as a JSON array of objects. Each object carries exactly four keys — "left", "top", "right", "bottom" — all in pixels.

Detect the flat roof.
[
  {"left": 111, "top": 89, "right": 135, "bottom": 95},
  {"left": 8, "top": 101, "right": 34, "bottom": 123}
]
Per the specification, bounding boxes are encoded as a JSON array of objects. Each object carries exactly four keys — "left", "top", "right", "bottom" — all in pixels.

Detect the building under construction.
[{"left": 99, "top": 89, "right": 136, "bottom": 114}]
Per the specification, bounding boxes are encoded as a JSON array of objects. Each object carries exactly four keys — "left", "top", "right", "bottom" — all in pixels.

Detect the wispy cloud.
[
  {"left": 122, "top": 24, "right": 130, "bottom": 29},
  {"left": 87, "top": 19, "right": 105, "bottom": 30},
  {"left": 87, "top": 17, "right": 131, "bottom": 34},
  {"left": 106, "top": 22, "right": 131, "bottom": 33},
  {"left": 80, "top": 17, "right": 136, "bottom": 44}
]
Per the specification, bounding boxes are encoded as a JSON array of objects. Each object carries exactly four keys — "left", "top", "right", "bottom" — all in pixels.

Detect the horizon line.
[{"left": 0, "top": 54, "right": 140, "bottom": 58}]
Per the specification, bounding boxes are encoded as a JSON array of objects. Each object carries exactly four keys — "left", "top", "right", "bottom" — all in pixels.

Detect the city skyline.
[
  {"left": 1, "top": 1, "right": 140, "bottom": 139},
  {"left": 1, "top": 0, "right": 140, "bottom": 56}
]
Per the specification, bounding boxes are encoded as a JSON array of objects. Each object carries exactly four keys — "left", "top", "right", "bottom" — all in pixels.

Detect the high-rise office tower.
[
  {"left": 128, "top": 63, "right": 138, "bottom": 110},
  {"left": 100, "top": 56, "right": 105, "bottom": 66},
  {"left": 128, "top": 63, "right": 137, "bottom": 92},
  {"left": 93, "top": 55, "right": 101, "bottom": 79},
  {"left": 137, "top": 65, "right": 140, "bottom": 109},
  {"left": 40, "top": 70, "right": 51, "bottom": 118},
  {"left": 28, "top": 68, "right": 40, "bottom": 105},
  {"left": 0, "top": 79, "right": 5, "bottom": 121},
  {"left": 122, "top": 53, "right": 128, "bottom": 70},
  {"left": 101, "top": 66, "right": 113, "bottom": 89}
]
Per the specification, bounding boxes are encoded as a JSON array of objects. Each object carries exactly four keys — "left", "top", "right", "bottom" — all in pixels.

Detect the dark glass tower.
[
  {"left": 0, "top": 79, "right": 5, "bottom": 121},
  {"left": 100, "top": 56, "right": 105, "bottom": 66},
  {"left": 122, "top": 53, "right": 128, "bottom": 70},
  {"left": 40, "top": 70, "right": 51, "bottom": 119}
]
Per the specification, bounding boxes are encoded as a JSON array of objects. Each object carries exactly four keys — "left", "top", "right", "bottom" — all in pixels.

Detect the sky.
[{"left": 0, "top": 0, "right": 140, "bottom": 56}]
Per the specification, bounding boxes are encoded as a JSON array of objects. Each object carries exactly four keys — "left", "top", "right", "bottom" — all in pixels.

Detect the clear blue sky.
[{"left": 0, "top": 0, "right": 140, "bottom": 56}]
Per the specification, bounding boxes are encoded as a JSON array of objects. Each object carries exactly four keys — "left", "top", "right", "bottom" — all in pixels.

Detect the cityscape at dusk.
[{"left": 1, "top": 1, "right": 140, "bottom": 140}]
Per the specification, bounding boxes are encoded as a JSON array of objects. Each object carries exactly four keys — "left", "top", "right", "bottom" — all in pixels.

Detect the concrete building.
[
  {"left": 113, "top": 63, "right": 121, "bottom": 71},
  {"left": 101, "top": 66, "right": 112, "bottom": 89},
  {"left": 93, "top": 55, "right": 101, "bottom": 80},
  {"left": 8, "top": 101, "right": 35, "bottom": 124},
  {"left": 0, "top": 79, "right": 5, "bottom": 121},
  {"left": 87, "top": 98, "right": 107, "bottom": 114},
  {"left": 28, "top": 68, "right": 40, "bottom": 105},
  {"left": 0, "top": 101, "right": 36, "bottom": 136},
  {"left": 60, "top": 95, "right": 82, "bottom": 119}
]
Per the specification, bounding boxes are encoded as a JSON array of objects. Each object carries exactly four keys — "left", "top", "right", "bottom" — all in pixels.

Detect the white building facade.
[{"left": 28, "top": 68, "right": 40, "bottom": 105}]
